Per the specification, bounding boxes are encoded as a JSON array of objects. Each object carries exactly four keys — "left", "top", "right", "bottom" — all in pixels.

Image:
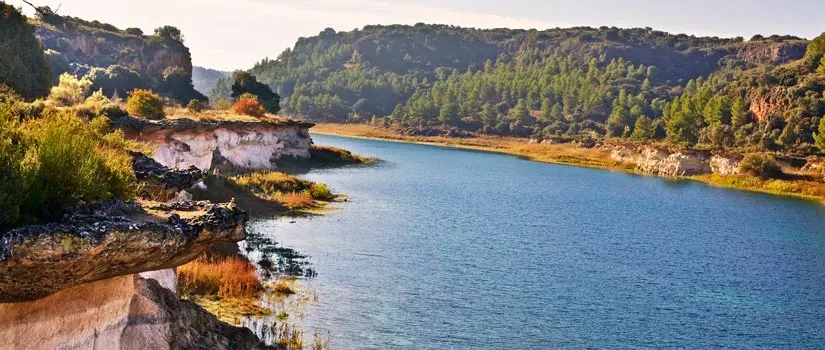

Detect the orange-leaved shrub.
[{"left": 232, "top": 97, "right": 266, "bottom": 118}]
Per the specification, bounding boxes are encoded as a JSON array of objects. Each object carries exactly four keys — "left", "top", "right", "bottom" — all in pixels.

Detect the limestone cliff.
[
  {"left": 609, "top": 144, "right": 741, "bottom": 177},
  {"left": 116, "top": 117, "right": 315, "bottom": 171}
]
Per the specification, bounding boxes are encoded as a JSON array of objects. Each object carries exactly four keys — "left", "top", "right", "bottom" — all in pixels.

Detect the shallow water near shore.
[{"left": 248, "top": 134, "right": 825, "bottom": 349}]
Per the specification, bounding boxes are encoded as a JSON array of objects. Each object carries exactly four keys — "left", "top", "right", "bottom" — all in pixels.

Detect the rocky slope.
[
  {"left": 31, "top": 15, "right": 200, "bottom": 100},
  {"left": 116, "top": 116, "right": 314, "bottom": 171}
]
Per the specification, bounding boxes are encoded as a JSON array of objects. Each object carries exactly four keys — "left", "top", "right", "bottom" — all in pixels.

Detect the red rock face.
[{"left": 747, "top": 86, "right": 791, "bottom": 124}]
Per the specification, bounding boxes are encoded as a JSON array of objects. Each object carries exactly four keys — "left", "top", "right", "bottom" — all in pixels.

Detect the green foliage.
[
  {"left": 805, "top": 32, "right": 825, "bottom": 65},
  {"left": 187, "top": 99, "right": 208, "bottom": 113},
  {"left": 630, "top": 116, "right": 656, "bottom": 140},
  {"left": 309, "top": 183, "right": 334, "bottom": 201},
  {"left": 814, "top": 116, "right": 825, "bottom": 152},
  {"left": 86, "top": 65, "right": 144, "bottom": 97},
  {"left": 739, "top": 153, "right": 782, "bottom": 179},
  {"left": 48, "top": 73, "right": 92, "bottom": 106},
  {"left": 0, "top": 105, "right": 136, "bottom": 229},
  {"left": 161, "top": 66, "right": 206, "bottom": 103},
  {"left": 124, "top": 27, "right": 143, "bottom": 36},
  {"left": 154, "top": 25, "right": 184, "bottom": 42},
  {"left": 126, "top": 89, "right": 165, "bottom": 120},
  {"left": 230, "top": 72, "right": 280, "bottom": 114},
  {"left": 0, "top": 4, "right": 52, "bottom": 99}
]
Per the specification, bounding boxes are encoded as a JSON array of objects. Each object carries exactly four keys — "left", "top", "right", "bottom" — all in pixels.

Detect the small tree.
[
  {"left": 630, "top": 116, "right": 656, "bottom": 140},
  {"left": 814, "top": 115, "right": 825, "bottom": 152},
  {"left": 154, "top": 25, "right": 184, "bottom": 42},
  {"left": 230, "top": 72, "right": 280, "bottom": 114},
  {"left": 126, "top": 89, "right": 165, "bottom": 120},
  {"left": 214, "top": 99, "right": 232, "bottom": 111},
  {"left": 740, "top": 153, "right": 782, "bottom": 179},
  {"left": 187, "top": 99, "right": 208, "bottom": 113},
  {"left": 48, "top": 73, "right": 92, "bottom": 106},
  {"left": 125, "top": 27, "right": 144, "bottom": 36}
]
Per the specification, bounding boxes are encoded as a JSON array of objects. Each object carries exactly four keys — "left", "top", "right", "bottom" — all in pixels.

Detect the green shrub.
[
  {"left": 0, "top": 4, "right": 52, "bottom": 99},
  {"left": 126, "top": 89, "right": 165, "bottom": 119},
  {"left": 740, "top": 153, "right": 783, "bottom": 179},
  {"left": 187, "top": 99, "right": 208, "bottom": 113},
  {"left": 309, "top": 183, "right": 334, "bottom": 201},
  {"left": 48, "top": 73, "right": 91, "bottom": 106},
  {"left": 0, "top": 107, "right": 136, "bottom": 229}
]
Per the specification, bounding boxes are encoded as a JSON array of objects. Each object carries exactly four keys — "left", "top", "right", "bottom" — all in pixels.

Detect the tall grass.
[
  {"left": 178, "top": 254, "right": 264, "bottom": 299},
  {"left": 276, "top": 191, "right": 314, "bottom": 210},
  {"left": 0, "top": 103, "right": 136, "bottom": 229}
]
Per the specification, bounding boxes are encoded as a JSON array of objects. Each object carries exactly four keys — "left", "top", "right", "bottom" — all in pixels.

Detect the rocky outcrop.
[
  {"left": 117, "top": 117, "right": 314, "bottom": 171},
  {"left": 0, "top": 271, "right": 272, "bottom": 350},
  {"left": 34, "top": 17, "right": 192, "bottom": 90},
  {"left": 710, "top": 154, "right": 743, "bottom": 175},
  {"left": 131, "top": 151, "right": 203, "bottom": 200},
  {"left": 610, "top": 144, "right": 744, "bottom": 177},
  {"left": 0, "top": 199, "right": 246, "bottom": 303}
]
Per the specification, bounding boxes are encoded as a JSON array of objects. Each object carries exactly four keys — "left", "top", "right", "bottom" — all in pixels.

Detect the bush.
[
  {"left": 0, "top": 108, "right": 136, "bottom": 228},
  {"left": 215, "top": 99, "right": 232, "bottom": 110},
  {"left": 740, "top": 153, "right": 783, "bottom": 179},
  {"left": 124, "top": 27, "right": 143, "bottom": 36},
  {"left": 126, "top": 89, "right": 165, "bottom": 120},
  {"left": 48, "top": 73, "right": 92, "bottom": 106},
  {"left": 187, "top": 99, "right": 208, "bottom": 113},
  {"left": 309, "top": 183, "right": 334, "bottom": 200},
  {"left": 232, "top": 97, "right": 266, "bottom": 118},
  {"left": 86, "top": 65, "right": 144, "bottom": 97},
  {"left": 0, "top": 4, "right": 52, "bottom": 99}
]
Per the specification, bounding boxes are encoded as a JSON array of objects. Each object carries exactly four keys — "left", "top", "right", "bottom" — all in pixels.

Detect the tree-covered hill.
[
  {"left": 212, "top": 24, "right": 823, "bottom": 154},
  {"left": 192, "top": 66, "right": 229, "bottom": 95}
]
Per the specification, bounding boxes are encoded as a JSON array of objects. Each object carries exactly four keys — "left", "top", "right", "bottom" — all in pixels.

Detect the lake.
[{"left": 248, "top": 134, "right": 825, "bottom": 349}]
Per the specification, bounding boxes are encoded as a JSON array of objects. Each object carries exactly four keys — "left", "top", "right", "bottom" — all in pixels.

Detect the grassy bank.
[
  {"left": 311, "top": 123, "right": 825, "bottom": 201},
  {"left": 230, "top": 171, "right": 335, "bottom": 211}
]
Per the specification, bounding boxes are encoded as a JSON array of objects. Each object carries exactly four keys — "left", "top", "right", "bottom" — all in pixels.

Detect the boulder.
[{"left": 0, "top": 199, "right": 247, "bottom": 303}]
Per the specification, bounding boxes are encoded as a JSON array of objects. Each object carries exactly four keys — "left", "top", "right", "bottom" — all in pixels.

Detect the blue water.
[{"left": 249, "top": 134, "right": 825, "bottom": 349}]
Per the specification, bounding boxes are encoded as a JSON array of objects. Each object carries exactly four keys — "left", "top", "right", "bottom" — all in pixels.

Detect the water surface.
[{"left": 249, "top": 134, "right": 825, "bottom": 349}]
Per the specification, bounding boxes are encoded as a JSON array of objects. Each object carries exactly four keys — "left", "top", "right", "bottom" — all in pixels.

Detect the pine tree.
[
  {"left": 731, "top": 97, "right": 749, "bottom": 128},
  {"left": 814, "top": 116, "right": 825, "bottom": 152},
  {"left": 630, "top": 116, "right": 656, "bottom": 140}
]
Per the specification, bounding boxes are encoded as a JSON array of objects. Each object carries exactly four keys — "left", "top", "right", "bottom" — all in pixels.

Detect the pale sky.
[{"left": 10, "top": 0, "right": 824, "bottom": 71}]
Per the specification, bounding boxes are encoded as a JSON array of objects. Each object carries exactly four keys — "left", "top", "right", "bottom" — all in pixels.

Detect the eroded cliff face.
[
  {"left": 609, "top": 145, "right": 741, "bottom": 177},
  {"left": 118, "top": 117, "right": 314, "bottom": 171},
  {"left": 0, "top": 270, "right": 271, "bottom": 350}
]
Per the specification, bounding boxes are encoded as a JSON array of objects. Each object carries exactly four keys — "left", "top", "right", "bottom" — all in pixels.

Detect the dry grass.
[
  {"left": 178, "top": 254, "right": 264, "bottom": 299},
  {"left": 309, "top": 144, "right": 377, "bottom": 164},
  {"left": 270, "top": 277, "right": 298, "bottom": 297},
  {"left": 178, "top": 254, "right": 272, "bottom": 325},
  {"left": 276, "top": 191, "right": 315, "bottom": 209},
  {"left": 312, "top": 123, "right": 615, "bottom": 169},
  {"left": 163, "top": 106, "right": 290, "bottom": 124},
  {"left": 231, "top": 171, "right": 335, "bottom": 209},
  {"left": 232, "top": 171, "right": 312, "bottom": 195},
  {"left": 697, "top": 174, "right": 825, "bottom": 199}
]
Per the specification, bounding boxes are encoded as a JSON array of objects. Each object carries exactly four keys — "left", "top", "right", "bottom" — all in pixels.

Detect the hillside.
[
  {"left": 192, "top": 66, "right": 229, "bottom": 95},
  {"left": 30, "top": 14, "right": 203, "bottom": 102},
  {"left": 212, "top": 24, "right": 825, "bottom": 155}
]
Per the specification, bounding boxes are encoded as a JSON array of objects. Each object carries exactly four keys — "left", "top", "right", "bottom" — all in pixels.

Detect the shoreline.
[{"left": 311, "top": 123, "right": 825, "bottom": 202}]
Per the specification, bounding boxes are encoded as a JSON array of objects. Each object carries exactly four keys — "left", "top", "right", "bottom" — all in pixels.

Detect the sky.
[{"left": 10, "top": 0, "right": 825, "bottom": 71}]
